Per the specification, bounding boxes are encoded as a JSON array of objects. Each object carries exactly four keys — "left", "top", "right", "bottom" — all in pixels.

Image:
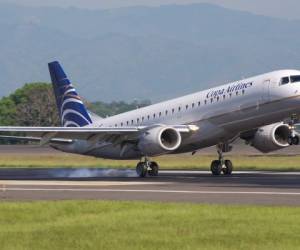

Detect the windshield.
[
  {"left": 280, "top": 77, "right": 290, "bottom": 85},
  {"left": 290, "top": 75, "right": 300, "bottom": 83}
]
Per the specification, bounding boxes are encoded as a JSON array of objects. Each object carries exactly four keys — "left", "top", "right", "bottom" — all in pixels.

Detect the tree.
[
  {"left": 0, "top": 97, "right": 17, "bottom": 126},
  {"left": 14, "top": 83, "right": 60, "bottom": 126}
]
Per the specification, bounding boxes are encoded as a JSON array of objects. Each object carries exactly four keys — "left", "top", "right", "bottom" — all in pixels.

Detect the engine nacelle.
[
  {"left": 250, "top": 123, "right": 291, "bottom": 153},
  {"left": 138, "top": 126, "right": 182, "bottom": 156}
]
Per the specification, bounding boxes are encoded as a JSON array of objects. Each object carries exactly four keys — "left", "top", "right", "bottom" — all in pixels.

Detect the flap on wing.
[{"left": 0, "top": 135, "right": 73, "bottom": 144}]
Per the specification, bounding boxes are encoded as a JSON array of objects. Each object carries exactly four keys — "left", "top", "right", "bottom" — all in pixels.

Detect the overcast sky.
[{"left": 0, "top": 0, "right": 299, "bottom": 20}]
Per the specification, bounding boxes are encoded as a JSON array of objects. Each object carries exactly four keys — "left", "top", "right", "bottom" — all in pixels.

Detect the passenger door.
[{"left": 262, "top": 79, "right": 270, "bottom": 103}]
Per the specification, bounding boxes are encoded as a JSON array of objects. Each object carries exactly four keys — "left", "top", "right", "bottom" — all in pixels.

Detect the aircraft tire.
[
  {"left": 288, "top": 136, "right": 299, "bottom": 145},
  {"left": 292, "top": 136, "right": 300, "bottom": 145},
  {"left": 223, "top": 160, "right": 233, "bottom": 175},
  {"left": 148, "top": 162, "right": 159, "bottom": 176},
  {"left": 211, "top": 160, "right": 222, "bottom": 176},
  {"left": 136, "top": 162, "right": 148, "bottom": 178}
]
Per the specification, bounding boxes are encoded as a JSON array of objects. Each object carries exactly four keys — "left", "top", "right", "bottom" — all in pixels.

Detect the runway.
[{"left": 1, "top": 168, "right": 300, "bottom": 206}]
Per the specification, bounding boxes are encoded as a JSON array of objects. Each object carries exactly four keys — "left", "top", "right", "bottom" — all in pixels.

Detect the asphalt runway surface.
[{"left": 1, "top": 168, "right": 300, "bottom": 206}]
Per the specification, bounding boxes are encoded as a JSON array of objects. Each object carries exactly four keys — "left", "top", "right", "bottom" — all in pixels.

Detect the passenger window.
[
  {"left": 198, "top": 101, "right": 201, "bottom": 106},
  {"left": 281, "top": 77, "right": 290, "bottom": 85},
  {"left": 290, "top": 75, "right": 300, "bottom": 83}
]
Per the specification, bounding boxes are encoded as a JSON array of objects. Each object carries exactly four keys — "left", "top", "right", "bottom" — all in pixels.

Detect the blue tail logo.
[{"left": 48, "top": 61, "right": 92, "bottom": 127}]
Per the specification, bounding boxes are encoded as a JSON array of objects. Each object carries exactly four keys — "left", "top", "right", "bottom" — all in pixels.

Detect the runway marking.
[
  {"left": 161, "top": 171, "right": 300, "bottom": 175},
  {"left": 0, "top": 181, "right": 167, "bottom": 187},
  {"left": 2, "top": 187, "right": 300, "bottom": 196}
]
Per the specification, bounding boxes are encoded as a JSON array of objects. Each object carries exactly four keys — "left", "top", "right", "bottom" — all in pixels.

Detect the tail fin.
[{"left": 48, "top": 61, "right": 93, "bottom": 127}]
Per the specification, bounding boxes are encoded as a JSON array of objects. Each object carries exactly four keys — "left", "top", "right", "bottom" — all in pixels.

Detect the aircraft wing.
[{"left": 0, "top": 125, "right": 197, "bottom": 145}]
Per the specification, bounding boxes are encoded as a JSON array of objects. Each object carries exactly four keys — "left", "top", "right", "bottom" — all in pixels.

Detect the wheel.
[
  {"left": 292, "top": 136, "right": 299, "bottom": 145},
  {"left": 148, "top": 162, "right": 159, "bottom": 176},
  {"left": 136, "top": 162, "right": 148, "bottom": 178},
  {"left": 211, "top": 160, "right": 222, "bottom": 176},
  {"left": 223, "top": 160, "right": 233, "bottom": 175},
  {"left": 288, "top": 136, "right": 299, "bottom": 145}
]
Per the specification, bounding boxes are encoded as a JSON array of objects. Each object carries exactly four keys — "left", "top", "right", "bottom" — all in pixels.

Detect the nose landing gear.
[
  {"left": 288, "top": 135, "right": 299, "bottom": 146},
  {"left": 287, "top": 115, "right": 300, "bottom": 145}
]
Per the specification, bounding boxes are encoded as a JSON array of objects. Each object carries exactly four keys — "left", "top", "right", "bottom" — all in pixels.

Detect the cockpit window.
[
  {"left": 280, "top": 77, "right": 290, "bottom": 85},
  {"left": 290, "top": 75, "right": 300, "bottom": 83}
]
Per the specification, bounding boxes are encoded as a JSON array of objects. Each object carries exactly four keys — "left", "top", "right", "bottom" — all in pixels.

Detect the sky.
[{"left": 0, "top": 0, "right": 299, "bottom": 20}]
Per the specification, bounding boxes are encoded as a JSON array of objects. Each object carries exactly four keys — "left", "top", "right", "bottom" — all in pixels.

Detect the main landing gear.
[
  {"left": 136, "top": 158, "right": 159, "bottom": 178},
  {"left": 210, "top": 143, "right": 233, "bottom": 176}
]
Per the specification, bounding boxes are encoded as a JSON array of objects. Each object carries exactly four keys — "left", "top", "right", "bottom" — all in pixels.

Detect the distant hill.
[{"left": 0, "top": 3, "right": 300, "bottom": 102}]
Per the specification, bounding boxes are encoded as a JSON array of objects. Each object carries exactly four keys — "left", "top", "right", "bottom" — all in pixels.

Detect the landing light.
[{"left": 188, "top": 125, "right": 199, "bottom": 132}]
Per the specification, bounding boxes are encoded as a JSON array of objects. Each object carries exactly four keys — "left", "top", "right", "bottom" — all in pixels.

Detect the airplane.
[{"left": 0, "top": 61, "right": 300, "bottom": 177}]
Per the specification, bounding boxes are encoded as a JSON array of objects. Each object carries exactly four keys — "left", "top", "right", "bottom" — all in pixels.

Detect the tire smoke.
[{"left": 52, "top": 168, "right": 138, "bottom": 178}]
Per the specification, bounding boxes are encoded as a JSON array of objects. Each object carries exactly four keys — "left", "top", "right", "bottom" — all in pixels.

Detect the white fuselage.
[{"left": 56, "top": 69, "right": 300, "bottom": 159}]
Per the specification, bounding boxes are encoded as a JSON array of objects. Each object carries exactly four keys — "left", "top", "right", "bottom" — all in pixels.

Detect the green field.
[
  {"left": 0, "top": 201, "right": 299, "bottom": 250},
  {"left": 1, "top": 154, "right": 300, "bottom": 171}
]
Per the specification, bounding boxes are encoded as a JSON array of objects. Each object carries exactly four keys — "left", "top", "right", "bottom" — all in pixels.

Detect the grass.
[
  {"left": 0, "top": 153, "right": 300, "bottom": 171},
  {"left": 0, "top": 201, "right": 299, "bottom": 250}
]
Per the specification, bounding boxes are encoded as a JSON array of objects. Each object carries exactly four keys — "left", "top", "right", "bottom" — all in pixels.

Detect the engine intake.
[
  {"left": 138, "top": 126, "right": 182, "bottom": 156},
  {"left": 249, "top": 123, "right": 290, "bottom": 153}
]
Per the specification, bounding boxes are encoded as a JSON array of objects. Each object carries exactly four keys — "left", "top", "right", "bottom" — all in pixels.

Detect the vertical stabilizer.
[{"left": 48, "top": 61, "right": 92, "bottom": 127}]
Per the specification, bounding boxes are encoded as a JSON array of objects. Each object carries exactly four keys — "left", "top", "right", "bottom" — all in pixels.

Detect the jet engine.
[
  {"left": 246, "top": 123, "right": 291, "bottom": 153},
  {"left": 138, "top": 126, "right": 182, "bottom": 156}
]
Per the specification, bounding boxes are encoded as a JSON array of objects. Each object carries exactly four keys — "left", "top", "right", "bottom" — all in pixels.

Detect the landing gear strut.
[
  {"left": 136, "top": 158, "right": 159, "bottom": 178},
  {"left": 288, "top": 115, "right": 300, "bottom": 145},
  {"left": 210, "top": 143, "right": 233, "bottom": 176}
]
